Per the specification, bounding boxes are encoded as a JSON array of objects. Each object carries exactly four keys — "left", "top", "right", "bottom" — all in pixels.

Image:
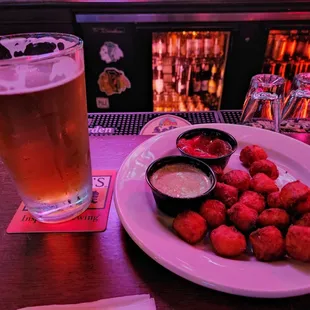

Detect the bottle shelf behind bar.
[
  {"left": 152, "top": 31, "right": 230, "bottom": 112},
  {"left": 262, "top": 29, "right": 310, "bottom": 95}
]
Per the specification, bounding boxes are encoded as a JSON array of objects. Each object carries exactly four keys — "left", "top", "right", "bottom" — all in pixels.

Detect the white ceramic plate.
[{"left": 114, "top": 124, "right": 310, "bottom": 298}]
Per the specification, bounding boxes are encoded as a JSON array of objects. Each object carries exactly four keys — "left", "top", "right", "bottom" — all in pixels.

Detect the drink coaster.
[
  {"left": 139, "top": 114, "right": 191, "bottom": 135},
  {"left": 6, "top": 170, "right": 116, "bottom": 233}
]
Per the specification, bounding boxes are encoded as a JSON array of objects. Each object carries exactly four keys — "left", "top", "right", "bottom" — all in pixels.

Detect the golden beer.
[{"left": 0, "top": 33, "right": 92, "bottom": 223}]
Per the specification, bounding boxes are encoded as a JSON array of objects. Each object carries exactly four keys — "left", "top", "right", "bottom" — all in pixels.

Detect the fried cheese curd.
[
  {"left": 213, "top": 182, "right": 238, "bottom": 207},
  {"left": 257, "top": 208, "right": 290, "bottom": 230},
  {"left": 227, "top": 202, "right": 258, "bottom": 232},
  {"left": 249, "top": 159, "right": 279, "bottom": 180},
  {"left": 221, "top": 170, "right": 251, "bottom": 192},
  {"left": 239, "top": 190, "right": 266, "bottom": 214},
  {"left": 210, "top": 225, "right": 246, "bottom": 257},
  {"left": 239, "top": 145, "right": 268, "bottom": 167},
  {"left": 172, "top": 210, "right": 207, "bottom": 244},
  {"left": 267, "top": 191, "right": 283, "bottom": 209},
  {"left": 250, "top": 226, "right": 285, "bottom": 261},
  {"left": 295, "top": 193, "right": 310, "bottom": 214},
  {"left": 286, "top": 225, "right": 310, "bottom": 262},
  {"left": 280, "top": 181, "right": 309, "bottom": 210},
  {"left": 200, "top": 200, "right": 226, "bottom": 228},
  {"left": 250, "top": 173, "right": 279, "bottom": 195}
]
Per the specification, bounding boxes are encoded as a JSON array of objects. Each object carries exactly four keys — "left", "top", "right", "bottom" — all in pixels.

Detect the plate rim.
[{"left": 114, "top": 123, "right": 310, "bottom": 298}]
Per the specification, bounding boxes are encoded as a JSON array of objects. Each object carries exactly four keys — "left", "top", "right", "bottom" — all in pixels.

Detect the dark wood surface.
[{"left": 1, "top": 134, "right": 310, "bottom": 310}]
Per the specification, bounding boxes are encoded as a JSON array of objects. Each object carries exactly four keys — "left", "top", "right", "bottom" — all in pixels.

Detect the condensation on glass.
[{"left": 0, "top": 33, "right": 92, "bottom": 223}]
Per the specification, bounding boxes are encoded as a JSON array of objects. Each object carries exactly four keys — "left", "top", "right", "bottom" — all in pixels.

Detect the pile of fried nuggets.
[{"left": 172, "top": 145, "right": 310, "bottom": 262}]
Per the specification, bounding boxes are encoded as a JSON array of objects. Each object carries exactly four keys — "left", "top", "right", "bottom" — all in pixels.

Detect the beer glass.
[
  {"left": 0, "top": 33, "right": 92, "bottom": 223},
  {"left": 240, "top": 74, "right": 285, "bottom": 132},
  {"left": 281, "top": 73, "right": 310, "bottom": 133}
]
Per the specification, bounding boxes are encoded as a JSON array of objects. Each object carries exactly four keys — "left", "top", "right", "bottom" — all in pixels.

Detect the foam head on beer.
[{"left": 0, "top": 35, "right": 82, "bottom": 94}]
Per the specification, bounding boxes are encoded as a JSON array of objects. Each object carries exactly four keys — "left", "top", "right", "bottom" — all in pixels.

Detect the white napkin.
[{"left": 18, "top": 294, "right": 156, "bottom": 310}]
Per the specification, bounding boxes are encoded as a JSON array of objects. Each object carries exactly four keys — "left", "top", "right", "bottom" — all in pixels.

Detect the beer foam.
[{"left": 0, "top": 35, "right": 83, "bottom": 95}]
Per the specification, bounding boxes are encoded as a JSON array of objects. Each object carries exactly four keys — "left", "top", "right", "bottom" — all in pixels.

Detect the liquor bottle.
[
  {"left": 295, "top": 32, "right": 307, "bottom": 60},
  {"left": 188, "top": 61, "right": 196, "bottom": 96},
  {"left": 172, "top": 57, "right": 180, "bottom": 89},
  {"left": 200, "top": 62, "right": 211, "bottom": 95},
  {"left": 211, "top": 63, "right": 218, "bottom": 80},
  {"left": 194, "top": 32, "right": 203, "bottom": 58},
  {"left": 180, "top": 31, "right": 187, "bottom": 58},
  {"left": 193, "top": 62, "right": 201, "bottom": 94},
  {"left": 277, "top": 63, "right": 287, "bottom": 78},
  {"left": 272, "top": 35, "right": 287, "bottom": 61},
  {"left": 208, "top": 75, "right": 217, "bottom": 95},
  {"left": 220, "top": 65, "right": 225, "bottom": 80},
  {"left": 298, "top": 61, "right": 307, "bottom": 74},
  {"left": 186, "top": 32, "right": 194, "bottom": 59},
  {"left": 157, "top": 34, "right": 166, "bottom": 58},
  {"left": 268, "top": 62, "right": 276, "bottom": 75},
  {"left": 176, "top": 64, "right": 186, "bottom": 95},
  {"left": 284, "top": 30, "right": 297, "bottom": 61},
  {"left": 167, "top": 32, "right": 178, "bottom": 57},
  {"left": 213, "top": 35, "right": 221, "bottom": 60},
  {"left": 265, "top": 33, "right": 275, "bottom": 59},
  {"left": 176, "top": 33, "right": 181, "bottom": 58},
  {"left": 219, "top": 32, "right": 226, "bottom": 55},
  {"left": 303, "top": 32, "right": 310, "bottom": 60},
  {"left": 167, "top": 32, "right": 173, "bottom": 57},
  {"left": 216, "top": 78, "right": 223, "bottom": 99},
  {"left": 204, "top": 32, "right": 214, "bottom": 61},
  {"left": 153, "top": 63, "right": 164, "bottom": 95}
]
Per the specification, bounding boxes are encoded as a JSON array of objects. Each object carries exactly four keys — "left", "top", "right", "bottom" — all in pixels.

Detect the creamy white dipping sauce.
[{"left": 150, "top": 163, "right": 211, "bottom": 198}]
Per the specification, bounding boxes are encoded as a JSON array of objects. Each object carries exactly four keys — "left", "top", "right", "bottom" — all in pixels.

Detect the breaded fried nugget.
[
  {"left": 250, "top": 226, "right": 285, "bottom": 261},
  {"left": 257, "top": 208, "right": 290, "bottom": 230},
  {"left": 213, "top": 182, "right": 238, "bottom": 207},
  {"left": 239, "top": 145, "right": 268, "bottom": 167},
  {"left": 295, "top": 193, "right": 310, "bottom": 214},
  {"left": 267, "top": 191, "right": 283, "bottom": 209},
  {"left": 280, "top": 181, "right": 309, "bottom": 210},
  {"left": 227, "top": 202, "right": 258, "bottom": 232},
  {"left": 250, "top": 173, "right": 279, "bottom": 195},
  {"left": 239, "top": 190, "right": 266, "bottom": 214},
  {"left": 286, "top": 225, "right": 310, "bottom": 262},
  {"left": 173, "top": 211, "right": 207, "bottom": 244},
  {"left": 249, "top": 159, "right": 279, "bottom": 180},
  {"left": 200, "top": 200, "right": 226, "bottom": 228},
  {"left": 210, "top": 225, "right": 246, "bottom": 257},
  {"left": 221, "top": 170, "right": 251, "bottom": 192}
]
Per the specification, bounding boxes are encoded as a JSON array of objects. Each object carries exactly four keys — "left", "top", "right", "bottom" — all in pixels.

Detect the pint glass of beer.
[{"left": 0, "top": 33, "right": 92, "bottom": 223}]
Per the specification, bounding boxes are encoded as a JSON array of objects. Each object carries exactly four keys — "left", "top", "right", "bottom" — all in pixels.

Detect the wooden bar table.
[{"left": 1, "top": 134, "right": 310, "bottom": 310}]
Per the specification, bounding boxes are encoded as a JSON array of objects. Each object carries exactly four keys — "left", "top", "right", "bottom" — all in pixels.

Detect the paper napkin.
[{"left": 18, "top": 294, "right": 156, "bottom": 310}]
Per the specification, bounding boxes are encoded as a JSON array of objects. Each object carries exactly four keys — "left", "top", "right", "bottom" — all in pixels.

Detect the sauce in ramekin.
[{"left": 150, "top": 163, "right": 211, "bottom": 198}]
